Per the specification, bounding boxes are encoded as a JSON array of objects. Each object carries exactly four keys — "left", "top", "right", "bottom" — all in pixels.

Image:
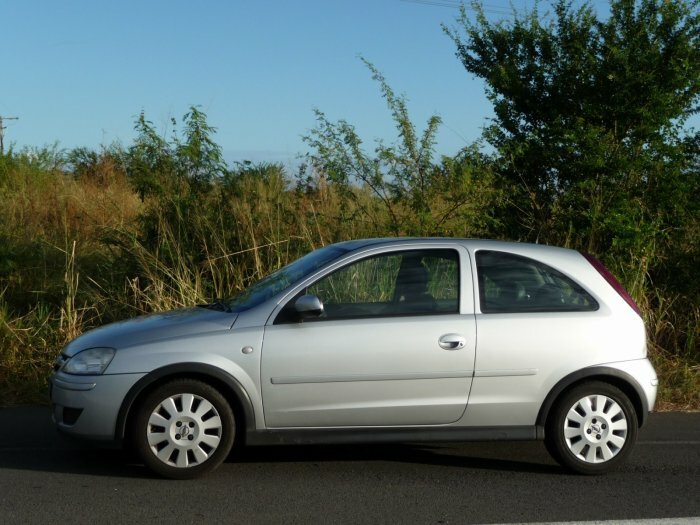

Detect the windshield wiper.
[{"left": 198, "top": 298, "right": 231, "bottom": 312}]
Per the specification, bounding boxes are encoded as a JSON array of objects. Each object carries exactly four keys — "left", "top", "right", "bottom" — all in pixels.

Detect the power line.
[
  {"left": 0, "top": 115, "right": 19, "bottom": 155},
  {"left": 400, "top": 0, "right": 514, "bottom": 16},
  {"left": 401, "top": 0, "right": 609, "bottom": 16}
]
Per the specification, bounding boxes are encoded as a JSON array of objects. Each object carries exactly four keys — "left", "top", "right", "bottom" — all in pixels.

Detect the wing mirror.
[{"left": 294, "top": 294, "right": 324, "bottom": 319}]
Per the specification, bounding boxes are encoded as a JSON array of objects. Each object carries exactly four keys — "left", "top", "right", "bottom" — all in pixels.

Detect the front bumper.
[{"left": 50, "top": 371, "right": 146, "bottom": 440}]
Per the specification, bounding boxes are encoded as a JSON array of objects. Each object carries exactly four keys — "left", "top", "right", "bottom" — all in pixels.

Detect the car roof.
[{"left": 333, "top": 237, "right": 576, "bottom": 257}]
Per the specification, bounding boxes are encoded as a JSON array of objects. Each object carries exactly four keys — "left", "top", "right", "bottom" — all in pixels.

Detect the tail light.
[{"left": 582, "top": 253, "right": 642, "bottom": 317}]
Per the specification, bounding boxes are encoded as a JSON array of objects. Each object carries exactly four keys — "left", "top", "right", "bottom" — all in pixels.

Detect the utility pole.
[{"left": 0, "top": 115, "right": 19, "bottom": 155}]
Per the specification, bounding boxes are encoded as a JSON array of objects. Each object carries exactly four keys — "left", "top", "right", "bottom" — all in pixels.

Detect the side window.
[
  {"left": 280, "top": 249, "right": 460, "bottom": 322},
  {"left": 476, "top": 250, "right": 598, "bottom": 313},
  {"left": 309, "top": 253, "right": 401, "bottom": 308}
]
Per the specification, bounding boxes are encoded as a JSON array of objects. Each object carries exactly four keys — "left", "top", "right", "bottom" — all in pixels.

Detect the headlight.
[{"left": 62, "top": 348, "right": 116, "bottom": 375}]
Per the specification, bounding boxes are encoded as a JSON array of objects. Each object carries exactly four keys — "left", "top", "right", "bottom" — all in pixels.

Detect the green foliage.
[
  {"left": 446, "top": 0, "right": 700, "bottom": 255},
  {"left": 176, "top": 106, "right": 227, "bottom": 187},
  {"left": 121, "top": 107, "right": 232, "bottom": 299},
  {"left": 66, "top": 145, "right": 125, "bottom": 185},
  {"left": 125, "top": 106, "right": 226, "bottom": 200},
  {"left": 304, "top": 59, "right": 502, "bottom": 237},
  {"left": 127, "top": 112, "right": 176, "bottom": 199}
]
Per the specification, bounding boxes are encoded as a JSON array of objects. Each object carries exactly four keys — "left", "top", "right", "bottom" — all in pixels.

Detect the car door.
[{"left": 260, "top": 245, "right": 476, "bottom": 428}]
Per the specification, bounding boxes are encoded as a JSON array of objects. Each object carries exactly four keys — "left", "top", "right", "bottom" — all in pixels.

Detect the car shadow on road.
[
  {"left": 0, "top": 439, "right": 561, "bottom": 478},
  {"left": 230, "top": 442, "right": 563, "bottom": 475}
]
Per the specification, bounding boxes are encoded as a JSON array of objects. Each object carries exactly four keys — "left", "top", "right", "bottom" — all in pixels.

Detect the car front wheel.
[
  {"left": 133, "top": 379, "right": 235, "bottom": 479},
  {"left": 545, "top": 381, "right": 638, "bottom": 474}
]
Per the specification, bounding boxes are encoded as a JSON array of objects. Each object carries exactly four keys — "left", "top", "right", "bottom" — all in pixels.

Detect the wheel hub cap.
[
  {"left": 146, "top": 393, "right": 223, "bottom": 469},
  {"left": 563, "top": 394, "right": 628, "bottom": 464}
]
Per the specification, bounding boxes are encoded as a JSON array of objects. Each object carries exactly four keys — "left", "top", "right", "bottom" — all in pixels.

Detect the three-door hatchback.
[{"left": 50, "top": 238, "right": 658, "bottom": 478}]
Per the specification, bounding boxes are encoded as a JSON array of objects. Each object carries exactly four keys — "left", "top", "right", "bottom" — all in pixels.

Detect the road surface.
[{"left": 0, "top": 407, "right": 698, "bottom": 524}]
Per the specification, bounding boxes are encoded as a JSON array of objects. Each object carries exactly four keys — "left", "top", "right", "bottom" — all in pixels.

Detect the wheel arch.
[
  {"left": 536, "top": 366, "right": 649, "bottom": 433},
  {"left": 115, "top": 363, "right": 257, "bottom": 444}
]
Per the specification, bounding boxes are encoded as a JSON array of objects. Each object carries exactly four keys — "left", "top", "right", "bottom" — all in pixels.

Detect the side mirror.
[{"left": 294, "top": 294, "right": 324, "bottom": 319}]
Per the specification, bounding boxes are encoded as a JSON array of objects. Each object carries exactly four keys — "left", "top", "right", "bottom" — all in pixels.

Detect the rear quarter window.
[{"left": 476, "top": 250, "right": 598, "bottom": 313}]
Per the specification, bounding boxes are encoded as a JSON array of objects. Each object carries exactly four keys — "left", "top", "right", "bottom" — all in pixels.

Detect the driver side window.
[
  {"left": 286, "top": 249, "right": 459, "bottom": 321},
  {"left": 308, "top": 253, "right": 400, "bottom": 316}
]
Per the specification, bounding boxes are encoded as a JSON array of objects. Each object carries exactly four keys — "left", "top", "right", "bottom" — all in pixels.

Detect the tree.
[
  {"left": 445, "top": 0, "right": 700, "bottom": 264},
  {"left": 126, "top": 111, "right": 175, "bottom": 200},
  {"left": 126, "top": 106, "right": 226, "bottom": 200},
  {"left": 175, "top": 106, "right": 227, "bottom": 190}
]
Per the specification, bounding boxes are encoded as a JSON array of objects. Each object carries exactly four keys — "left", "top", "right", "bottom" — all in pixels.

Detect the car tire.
[
  {"left": 133, "top": 379, "right": 235, "bottom": 479},
  {"left": 545, "top": 381, "right": 638, "bottom": 475}
]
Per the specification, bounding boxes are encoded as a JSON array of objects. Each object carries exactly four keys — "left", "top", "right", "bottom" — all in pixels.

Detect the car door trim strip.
[
  {"left": 473, "top": 368, "right": 538, "bottom": 377},
  {"left": 270, "top": 371, "right": 474, "bottom": 385}
]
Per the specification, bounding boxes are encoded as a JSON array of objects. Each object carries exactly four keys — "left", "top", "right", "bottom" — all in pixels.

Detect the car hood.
[{"left": 62, "top": 307, "right": 238, "bottom": 356}]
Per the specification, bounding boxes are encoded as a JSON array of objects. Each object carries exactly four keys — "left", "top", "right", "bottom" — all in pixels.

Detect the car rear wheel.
[
  {"left": 545, "top": 381, "right": 638, "bottom": 474},
  {"left": 133, "top": 379, "right": 235, "bottom": 479}
]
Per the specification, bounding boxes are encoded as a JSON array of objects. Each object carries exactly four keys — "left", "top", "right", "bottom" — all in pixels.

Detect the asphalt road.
[{"left": 0, "top": 407, "right": 698, "bottom": 524}]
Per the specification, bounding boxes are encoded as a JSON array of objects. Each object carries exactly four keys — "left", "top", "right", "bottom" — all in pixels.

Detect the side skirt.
[{"left": 245, "top": 425, "right": 539, "bottom": 446}]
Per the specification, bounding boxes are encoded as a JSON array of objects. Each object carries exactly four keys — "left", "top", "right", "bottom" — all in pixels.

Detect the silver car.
[{"left": 50, "top": 238, "right": 658, "bottom": 479}]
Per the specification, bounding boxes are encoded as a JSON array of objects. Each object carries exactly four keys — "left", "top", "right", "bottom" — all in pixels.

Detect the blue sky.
[{"left": 2, "top": 0, "right": 691, "bottom": 167}]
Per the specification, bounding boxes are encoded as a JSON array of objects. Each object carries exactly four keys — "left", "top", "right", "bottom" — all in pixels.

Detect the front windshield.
[{"left": 225, "top": 244, "right": 352, "bottom": 312}]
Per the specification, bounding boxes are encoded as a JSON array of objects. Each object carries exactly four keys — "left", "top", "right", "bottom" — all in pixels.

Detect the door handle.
[{"left": 438, "top": 333, "right": 466, "bottom": 350}]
